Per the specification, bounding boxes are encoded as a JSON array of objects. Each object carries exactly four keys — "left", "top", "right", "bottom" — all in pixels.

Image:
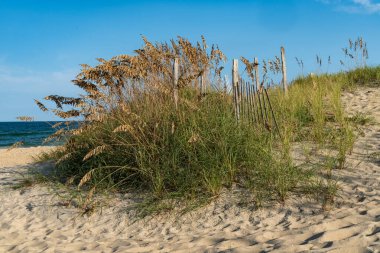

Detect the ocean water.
[{"left": 0, "top": 121, "right": 67, "bottom": 148}]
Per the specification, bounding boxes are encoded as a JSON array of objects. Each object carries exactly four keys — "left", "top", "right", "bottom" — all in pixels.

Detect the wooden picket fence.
[
  {"left": 172, "top": 47, "right": 288, "bottom": 138},
  {"left": 232, "top": 72, "right": 282, "bottom": 138}
]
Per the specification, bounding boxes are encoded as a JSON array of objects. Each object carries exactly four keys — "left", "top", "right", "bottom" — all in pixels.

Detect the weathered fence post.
[
  {"left": 200, "top": 70, "right": 205, "bottom": 96},
  {"left": 281, "top": 47, "right": 288, "bottom": 95},
  {"left": 200, "top": 66, "right": 209, "bottom": 96},
  {"left": 232, "top": 59, "right": 240, "bottom": 121},
  {"left": 173, "top": 57, "right": 179, "bottom": 109},
  {"left": 254, "top": 57, "right": 260, "bottom": 92}
]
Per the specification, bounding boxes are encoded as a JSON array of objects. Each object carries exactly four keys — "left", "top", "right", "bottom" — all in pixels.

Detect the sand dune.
[{"left": 0, "top": 88, "right": 379, "bottom": 252}]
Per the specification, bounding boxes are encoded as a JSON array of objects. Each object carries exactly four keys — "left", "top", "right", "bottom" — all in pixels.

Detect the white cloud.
[
  {"left": 352, "top": 0, "right": 380, "bottom": 13},
  {"left": 318, "top": 0, "right": 380, "bottom": 14}
]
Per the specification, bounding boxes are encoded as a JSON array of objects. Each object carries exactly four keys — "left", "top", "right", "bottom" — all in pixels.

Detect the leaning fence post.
[
  {"left": 173, "top": 57, "right": 179, "bottom": 109},
  {"left": 281, "top": 47, "right": 288, "bottom": 95},
  {"left": 232, "top": 59, "right": 240, "bottom": 122}
]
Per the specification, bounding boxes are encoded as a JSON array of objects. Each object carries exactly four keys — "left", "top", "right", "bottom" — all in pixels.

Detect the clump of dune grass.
[
  {"left": 34, "top": 36, "right": 380, "bottom": 215},
  {"left": 46, "top": 87, "right": 308, "bottom": 210}
]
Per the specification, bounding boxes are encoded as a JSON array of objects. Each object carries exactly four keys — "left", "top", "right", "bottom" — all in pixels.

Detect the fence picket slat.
[
  {"left": 264, "top": 88, "right": 282, "bottom": 139},
  {"left": 249, "top": 82, "right": 258, "bottom": 123},
  {"left": 240, "top": 77, "right": 245, "bottom": 120},
  {"left": 261, "top": 87, "right": 270, "bottom": 129},
  {"left": 245, "top": 81, "right": 251, "bottom": 123}
]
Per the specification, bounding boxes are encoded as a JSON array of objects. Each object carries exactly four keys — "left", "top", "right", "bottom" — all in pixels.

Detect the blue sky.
[{"left": 0, "top": 0, "right": 379, "bottom": 121}]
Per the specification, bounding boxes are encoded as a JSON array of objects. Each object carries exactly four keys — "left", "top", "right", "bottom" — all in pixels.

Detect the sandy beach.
[{"left": 0, "top": 88, "right": 379, "bottom": 253}]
